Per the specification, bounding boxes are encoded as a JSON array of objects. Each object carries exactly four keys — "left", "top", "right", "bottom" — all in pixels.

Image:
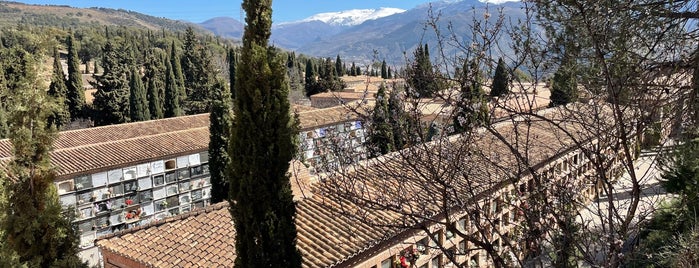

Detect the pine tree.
[
  {"left": 66, "top": 32, "right": 85, "bottom": 120},
  {"left": 91, "top": 41, "right": 131, "bottom": 126},
  {"left": 549, "top": 62, "right": 578, "bottom": 107},
  {"left": 368, "top": 84, "right": 395, "bottom": 156},
  {"left": 47, "top": 47, "right": 70, "bottom": 129},
  {"left": 0, "top": 47, "right": 86, "bottom": 268},
  {"left": 144, "top": 48, "right": 165, "bottom": 119},
  {"left": 229, "top": 0, "right": 302, "bottom": 266},
  {"left": 381, "top": 60, "right": 388, "bottom": 79},
  {"left": 490, "top": 57, "right": 509, "bottom": 98},
  {"left": 129, "top": 67, "right": 150, "bottom": 122},
  {"left": 209, "top": 79, "right": 233, "bottom": 203},
  {"left": 164, "top": 58, "right": 183, "bottom": 117}
]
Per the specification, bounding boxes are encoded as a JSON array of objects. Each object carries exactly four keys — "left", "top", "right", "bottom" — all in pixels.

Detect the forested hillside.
[{"left": 0, "top": 1, "right": 200, "bottom": 31}]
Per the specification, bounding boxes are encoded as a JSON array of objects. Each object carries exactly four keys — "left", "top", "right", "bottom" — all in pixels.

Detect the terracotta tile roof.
[
  {"left": 97, "top": 202, "right": 236, "bottom": 268},
  {"left": 297, "top": 104, "right": 369, "bottom": 130},
  {"left": 0, "top": 114, "right": 211, "bottom": 179},
  {"left": 96, "top": 104, "right": 620, "bottom": 268}
]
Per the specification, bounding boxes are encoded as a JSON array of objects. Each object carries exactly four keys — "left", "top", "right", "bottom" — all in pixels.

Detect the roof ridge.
[
  {"left": 96, "top": 201, "right": 230, "bottom": 242},
  {"left": 57, "top": 113, "right": 209, "bottom": 136},
  {"left": 52, "top": 126, "right": 209, "bottom": 154}
]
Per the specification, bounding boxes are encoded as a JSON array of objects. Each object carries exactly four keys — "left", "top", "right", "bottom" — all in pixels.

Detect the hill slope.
[{"left": 0, "top": 1, "right": 199, "bottom": 32}]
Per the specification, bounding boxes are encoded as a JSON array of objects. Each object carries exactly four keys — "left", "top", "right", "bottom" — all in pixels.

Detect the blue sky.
[{"left": 11, "top": 0, "right": 439, "bottom": 23}]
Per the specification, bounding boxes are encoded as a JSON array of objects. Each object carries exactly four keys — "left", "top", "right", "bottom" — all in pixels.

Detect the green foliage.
[
  {"left": 129, "top": 67, "right": 150, "bottom": 122},
  {"left": 548, "top": 62, "right": 578, "bottom": 107},
  {"left": 0, "top": 47, "right": 85, "bottom": 268},
  {"left": 209, "top": 79, "right": 233, "bottom": 203},
  {"left": 47, "top": 47, "right": 70, "bottom": 129},
  {"left": 335, "top": 54, "right": 343, "bottom": 77},
  {"left": 169, "top": 41, "right": 186, "bottom": 109},
  {"left": 387, "top": 85, "right": 409, "bottom": 150},
  {"left": 629, "top": 138, "right": 699, "bottom": 266},
  {"left": 228, "top": 47, "right": 237, "bottom": 99},
  {"left": 91, "top": 41, "right": 131, "bottom": 126},
  {"left": 164, "top": 57, "right": 183, "bottom": 118},
  {"left": 66, "top": 32, "right": 86, "bottom": 120},
  {"left": 181, "top": 27, "right": 216, "bottom": 114},
  {"left": 406, "top": 44, "right": 441, "bottom": 98},
  {"left": 228, "top": 0, "right": 302, "bottom": 266},
  {"left": 381, "top": 60, "right": 388, "bottom": 79},
  {"left": 453, "top": 59, "right": 489, "bottom": 134},
  {"left": 368, "top": 84, "right": 395, "bottom": 156},
  {"left": 144, "top": 48, "right": 165, "bottom": 119},
  {"left": 490, "top": 58, "right": 509, "bottom": 97}
]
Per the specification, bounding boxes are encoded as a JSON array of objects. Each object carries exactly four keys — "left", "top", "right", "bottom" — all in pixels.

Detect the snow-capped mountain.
[{"left": 293, "top": 7, "right": 406, "bottom": 27}]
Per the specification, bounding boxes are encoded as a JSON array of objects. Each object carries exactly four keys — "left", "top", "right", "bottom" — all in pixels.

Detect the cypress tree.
[
  {"left": 304, "top": 59, "right": 321, "bottom": 97},
  {"left": 453, "top": 59, "right": 489, "bottom": 134},
  {"left": 144, "top": 48, "right": 165, "bottom": 119},
  {"left": 350, "top": 62, "right": 357, "bottom": 76},
  {"left": 164, "top": 58, "right": 183, "bottom": 117},
  {"left": 387, "top": 85, "right": 406, "bottom": 150},
  {"left": 387, "top": 66, "right": 393, "bottom": 79},
  {"left": 335, "top": 54, "right": 343, "bottom": 77},
  {"left": 406, "top": 43, "right": 440, "bottom": 98},
  {"left": 66, "top": 32, "right": 85, "bottom": 120},
  {"left": 368, "top": 84, "right": 395, "bottom": 156},
  {"left": 92, "top": 41, "right": 131, "bottom": 126},
  {"left": 47, "top": 47, "right": 70, "bottom": 129},
  {"left": 490, "top": 57, "right": 509, "bottom": 97},
  {"left": 169, "top": 41, "right": 186, "bottom": 106},
  {"left": 381, "top": 60, "right": 388, "bottom": 79},
  {"left": 227, "top": 47, "right": 237, "bottom": 99},
  {"left": 229, "top": 0, "right": 302, "bottom": 266},
  {"left": 209, "top": 79, "right": 233, "bottom": 203},
  {"left": 129, "top": 67, "right": 150, "bottom": 122},
  {"left": 549, "top": 63, "right": 578, "bottom": 107},
  {"left": 0, "top": 47, "right": 86, "bottom": 268}
]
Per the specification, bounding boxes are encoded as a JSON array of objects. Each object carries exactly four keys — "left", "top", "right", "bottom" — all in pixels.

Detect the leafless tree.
[{"left": 300, "top": 1, "right": 696, "bottom": 267}]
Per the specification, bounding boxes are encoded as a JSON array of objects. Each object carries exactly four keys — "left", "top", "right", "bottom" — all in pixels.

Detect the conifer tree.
[
  {"left": 350, "top": 62, "right": 357, "bottom": 76},
  {"left": 47, "top": 47, "right": 70, "bottom": 128},
  {"left": 129, "top": 67, "right": 150, "bottom": 122},
  {"left": 381, "top": 60, "right": 388, "bottom": 79},
  {"left": 0, "top": 47, "right": 86, "bottom": 268},
  {"left": 387, "top": 66, "right": 393, "bottom": 79},
  {"left": 387, "top": 85, "right": 407, "bottom": 150},
  {"left": 169, "top": 41, "right": 186, "bottom": 105},
  {"left": 490, "top": 57, "right": 509, "bottom": 97},
  {"left": 368, "top": 84, "right": 395, "bottom": 156},
  {"left": 66, "top": 32, "right": 86, "bottom": 120},
  {"left": 228, "top": 0, "right": 302, "bottom": 266},
  {"left": 549, "top": 62, "right": 578, "bottom": 107},
  {"left": 92, "top": 41, "right": 131, "bottom": 126},
  {"left": 227, "top": 47, "right": 237, "bottom": 99},
  {"left": 209, "top": 79, "right": 233, "bottom": 203},
  {"left": 144, "top": 48, "right": 165, "bottom": 119},
  {"left": 406, "top": 44, "right": 440, "bottom": 98},
  {"left": 335, "top": 54, "right": 343, "bottom": 77},
  {"left": 453, "top": 59, "right": 489, "bottom": 134},
  {"left": 164, "top": 58, "right": 183, "bottom": 117},
  {"left": 304, "top": 59, "right": 322, "bottom": 97},
  {"left": 181, "top": 28, "right": 216, "bottom": 114}
]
